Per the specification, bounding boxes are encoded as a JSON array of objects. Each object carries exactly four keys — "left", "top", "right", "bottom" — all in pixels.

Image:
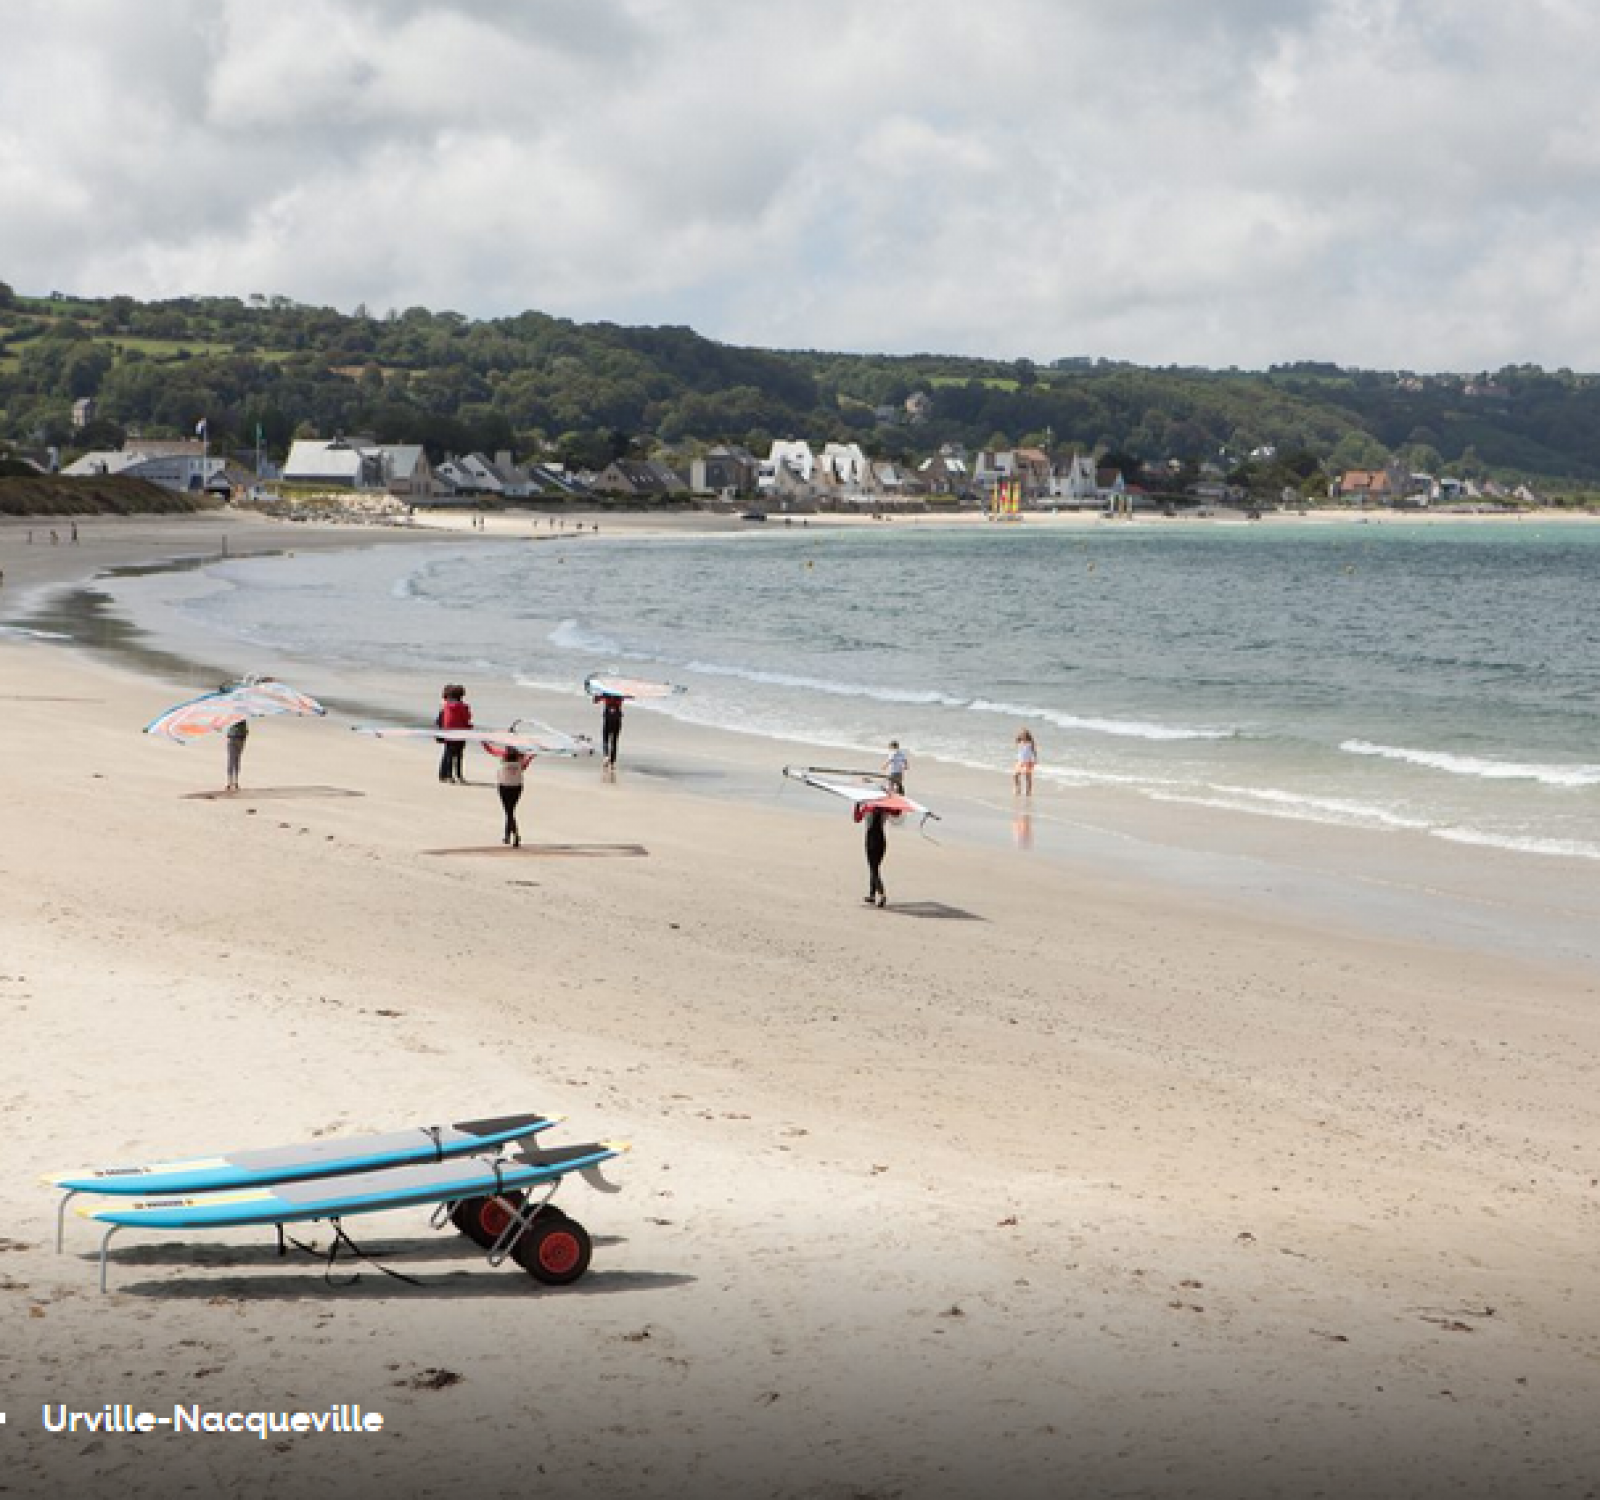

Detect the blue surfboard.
[
  {"left": 84, "top": 1141, "right": 626, "bottom": 1232},
  {"left": 47, "top": 1113, "right": 559, "bottom": 1198}
]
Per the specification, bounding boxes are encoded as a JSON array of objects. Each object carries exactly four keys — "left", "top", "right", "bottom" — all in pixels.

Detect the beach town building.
[
  {"left": 592, "top": 458, "right": 685, "bottom": 498},
  {"left": 758, "top": 439, "right": 817, "bottom": 493},
  {"left": 1050, "top": 451, "right": 1100, "bottom": 507},
  {"left": 689, "top": 445, "right": 760, "bottom": 497},
  {"left": 818, "top": 442, "right": 872, "bottom": 488},
  {"left": 63, "top": 438, "right": 227, "bottom": 494},
  {"left": 282, "top": 437, "right": 437, "bottom": 498},
  {"left": 433, "top": 450, "right": 532, "bottom": 499},
  {"left": 917, "top": 449, "right": 970, "bottom": 496},
  {"left": 1334, "top": 464, "right": 1406, "bottom": 504}
]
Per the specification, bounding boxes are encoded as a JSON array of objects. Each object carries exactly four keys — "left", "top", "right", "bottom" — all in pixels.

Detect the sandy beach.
[{"left": 2, "top": 512, "right": 1598, "bottom": 1500}]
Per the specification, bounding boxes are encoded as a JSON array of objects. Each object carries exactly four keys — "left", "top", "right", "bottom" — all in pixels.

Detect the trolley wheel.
[
  {"left": 510, "top": 1214, "right": 592, "bottom": 1285},
  {"left": 449, "top": 1191, "right": 528, "bottom": 1249}
]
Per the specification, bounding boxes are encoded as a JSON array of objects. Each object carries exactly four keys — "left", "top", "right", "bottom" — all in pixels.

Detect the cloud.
[{"left": 4, "top": 0, "right": 1599, "bottom": 369}]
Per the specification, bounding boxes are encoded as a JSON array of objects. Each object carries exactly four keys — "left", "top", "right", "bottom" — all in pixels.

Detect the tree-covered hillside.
[{"left": 4, "top": 281, "right": 1600, "bottom": 490}]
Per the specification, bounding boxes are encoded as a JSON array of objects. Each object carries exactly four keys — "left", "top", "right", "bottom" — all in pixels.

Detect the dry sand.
[{"left": 1, "top": 513, "right": 1598, "bottom": 1500}]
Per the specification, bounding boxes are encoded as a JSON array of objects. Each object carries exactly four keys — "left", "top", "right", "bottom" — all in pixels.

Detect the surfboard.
[
  {"left": 782, "top": 765, "right": 936, "bottom": 820},
  {"left": 583, "top": 673, "right": 687, "bottom": 701},
  {"left": 353, "top": 724, "right": 593, "bottom": 756},
  {"left": 47, "top": 1113, "right": 560, "bottom": 1198},
  {"left": 82, "top": 1140, "right": 627, "bottom": 1232}
]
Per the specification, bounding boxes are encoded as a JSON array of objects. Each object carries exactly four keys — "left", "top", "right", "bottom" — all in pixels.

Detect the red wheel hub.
[
  {"left": 480, "top": 1197, "right": 515, "bottom": 1238},
  {"left": 539, "top": 1231, "right": 581, "bottom": 1275}
]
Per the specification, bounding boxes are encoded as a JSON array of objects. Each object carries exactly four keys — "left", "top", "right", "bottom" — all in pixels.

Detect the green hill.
[{"left": 3, "top": 281, "right": 1599, "bottom": 493}]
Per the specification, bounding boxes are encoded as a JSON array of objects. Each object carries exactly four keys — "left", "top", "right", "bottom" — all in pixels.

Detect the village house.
[
  {"left": 917, "top": 448, "right": 970, "bottom": 497},
  {"left": 1049, "top": 452, "right": 1100, "bottom": 507},
  {"left": 688, "top": 445, "right": 759, "bottom": 497},
  {"left": 64, "top": 437, "right": 228, "bottom": 494},
  {"left": 282, "top": 437, "right": 437, "bottom": 498},
  {"left": 592, "top": 457, "right": 685, "bottom": 498}
]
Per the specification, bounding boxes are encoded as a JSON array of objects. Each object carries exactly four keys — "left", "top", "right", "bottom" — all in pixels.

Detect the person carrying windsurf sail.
[
  {"left": 483, "top": 740, "right": 533, "bottom": 846},
  {"left": 857, "top": 802, "right": 891, "bottom": 907},
  {"left": 436, "top": 684, "right": 473, "bottom": 784},
  {"left": 595, "top": 692, "right": 625, "bottom": 768},
  {"left": 224, "top": 717, "right": 248, "bottom": 792}
]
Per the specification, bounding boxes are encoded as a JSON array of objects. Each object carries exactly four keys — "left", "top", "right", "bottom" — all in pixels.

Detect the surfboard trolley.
[{"left": 46, "top": 1115, "right": 628, "bottom": 1293}]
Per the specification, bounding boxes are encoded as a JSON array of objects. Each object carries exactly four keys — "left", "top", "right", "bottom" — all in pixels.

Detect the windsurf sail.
[
  {"left": 353, "top": 723, "right": 594, "bottom": 756},
  {"left": 144, "top": 675, "right": 326, "bottom": 743},
  {"left": 782, "top": 765, "right": 940, "bottom": 829},
  {"left": 583, "top": 673, "right": 687, "bottom": 701}
]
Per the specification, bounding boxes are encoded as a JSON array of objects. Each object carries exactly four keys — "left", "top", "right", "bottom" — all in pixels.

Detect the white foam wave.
[
  {"left": 969, "top": 697, "right": 1232, "bottom": 742},
  {"left": 547, "top": 618, "right": 628, "bottom": 657},
  {"left": 1208, "top": 784, "right": 1433, "bottom": 831},
  {"left": 1341, "top": 740, "right": 1600, "bottom": 788},
  {"left": 0, "top": 624, "right": 72, "bottom": 640},
  {"left": 1432, "top": 828, "right": 1600, "bottom": 862}
]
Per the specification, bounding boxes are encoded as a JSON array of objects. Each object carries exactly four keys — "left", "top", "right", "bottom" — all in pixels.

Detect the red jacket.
[{"left": 439, "top": 700, "right": 473, "bottom": 730}]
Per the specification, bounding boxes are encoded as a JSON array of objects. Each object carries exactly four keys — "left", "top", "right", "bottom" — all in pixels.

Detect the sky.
[{"left": 6, "top": 0, "right": 1600, "bottom": 371}]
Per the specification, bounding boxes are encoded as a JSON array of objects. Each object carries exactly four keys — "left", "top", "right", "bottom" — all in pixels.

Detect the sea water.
[{"left": 90, "top": 519, "right": 1600, "bottom": 863}]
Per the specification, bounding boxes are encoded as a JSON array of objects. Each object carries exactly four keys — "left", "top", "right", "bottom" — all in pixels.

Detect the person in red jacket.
[{"left": 436, "top": 683, "right": 473, "bottom": 783}]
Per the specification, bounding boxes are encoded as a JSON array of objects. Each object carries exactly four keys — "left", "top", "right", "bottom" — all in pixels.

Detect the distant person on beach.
[
  {"left": 436, "top": 684, "right": 473, "bottom": 783},
  {"left": 883, "top": 740, "right": 908, "bottom": 794},
  {"left": 595, "top": 692, "right": 625, "bottom": 768},
  {"left": 70, "top": 521, "right": 78, "bottom": 543},
  {"left": 857, "top": 803, "right": 890, "bottom": 907},
  {"left": 225, "top": 718, "right": 248, "bottom": 792},
  {"left": 484, "top": 741, "right": 533, "bottom": 846},
  {"left": 1013, "top": 728, "right": 1038, "bottom": 796}
]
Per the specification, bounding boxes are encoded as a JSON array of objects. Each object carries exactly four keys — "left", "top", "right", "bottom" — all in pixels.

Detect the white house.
[
  {"left": 1049, "top": 452, "right": 1100, "bottom": 507},
  {"left": 758, "top": 439, "right": 817, "bottom": 493},
  {"left": 64, "top": 439, "right": 227, "bottom": 494}
]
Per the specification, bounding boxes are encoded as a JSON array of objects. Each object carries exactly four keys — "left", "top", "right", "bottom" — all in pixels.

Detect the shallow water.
[{"left": 87, "top": 519, "right": 1600, "bottom": 864}]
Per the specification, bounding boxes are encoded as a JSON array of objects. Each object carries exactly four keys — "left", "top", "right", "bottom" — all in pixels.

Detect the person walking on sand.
[
  {"left": 1013, "top": 727, "right": 1038, "bottom": 796},
  {"left": 857, "top": 803, "right": 890, "bottom": 907},
  {"left": 483, "top": 741, "right": 533, "bottom": 846},
  {"left": 436, "top": 684, "right": 473, "bottom": 783},
  {"left": 595, "top": 692, "right": 625, "bottom": 768},
  {"left": 224, "top": 718, "right": 248, "bottom": 792},
  {"left": 883, "top": 740, "right": 909, "bottom": 794}
]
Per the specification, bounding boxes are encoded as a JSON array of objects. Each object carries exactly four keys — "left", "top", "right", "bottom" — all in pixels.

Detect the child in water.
[{"left": 1013, "top": 728, "right": 1038, "bottom": 796}]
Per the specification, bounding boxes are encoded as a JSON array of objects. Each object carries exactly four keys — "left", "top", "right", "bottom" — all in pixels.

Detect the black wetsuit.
[
  {"left": 865, "top": 809, "right": 888, "bottom": 903},
  {"left": 600, "top": 697, "right": 624, "bottom": 765}
]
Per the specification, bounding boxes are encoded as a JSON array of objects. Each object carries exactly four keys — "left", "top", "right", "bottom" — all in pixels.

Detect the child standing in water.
[
  {"left": 483, "top": 741, "right": 533, "bottom": 846},
  {"left": 883, "top": 740, "right": 908, "bottom": 794},
  {"left": 1013, "top": 728, "right": 1038, "bottom": 796}
]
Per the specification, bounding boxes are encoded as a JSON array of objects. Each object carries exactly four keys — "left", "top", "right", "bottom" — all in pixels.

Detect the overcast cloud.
[{"left": 5, "top": 0, "right": 1600, "bottom": 369}]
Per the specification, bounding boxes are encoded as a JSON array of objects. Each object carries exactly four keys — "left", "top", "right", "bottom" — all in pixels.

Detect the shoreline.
[
  {"left": 4, "top": 513, "right": 1600, "bottom": 1498},
  {"left": 10, "top": 513, "right": 1598, "bottom": 971}
]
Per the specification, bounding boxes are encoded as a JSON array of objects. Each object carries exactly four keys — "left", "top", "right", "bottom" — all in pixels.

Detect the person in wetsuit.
[
  {"left": 858, "top": 803, "right": 889, "bottom": 907},
  {"left": 595, "top": 693, "right": 625, "bottom": 767}
]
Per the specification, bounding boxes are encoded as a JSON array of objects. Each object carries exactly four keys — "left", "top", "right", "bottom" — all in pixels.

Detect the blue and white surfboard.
[
  {"left": 47, "top": 1113, "right": 559, "bottom": 1198},
  {"left": 83, "top": 1141, "right": 627, "bottom": 1231}
]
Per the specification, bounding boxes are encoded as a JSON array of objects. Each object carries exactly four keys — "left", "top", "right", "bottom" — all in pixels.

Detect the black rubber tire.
[
  {"left": 449, "top": 1191, "right": 528, "bottom": 1249},
  {"left": 510, "top": 1214, "right": 592, "bottom": 1285}
]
